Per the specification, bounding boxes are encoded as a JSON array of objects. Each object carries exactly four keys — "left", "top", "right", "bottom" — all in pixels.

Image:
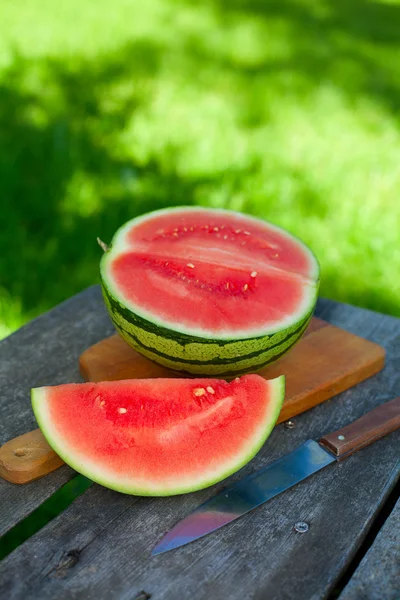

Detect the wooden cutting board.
[
  {"left": 0, "top": 317, "right": 385, "bottom": 485},
  {"left": 78, "top": 317, "right": 385, "bottom": 424}
]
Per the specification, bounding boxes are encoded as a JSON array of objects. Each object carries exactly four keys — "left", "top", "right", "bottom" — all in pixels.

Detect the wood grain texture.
[
  {"left": 339, "top": 498, "right": 400, "bottom": 600},
  {"left": 0, "top": 429, "right": 64, "bottom": 484},
  {"left": 320, "top": 396, "right": 400, "bottom": 459},
  {"left": 0, "top": 295, "right": 399, "bottom": 600},
  {"left": 79, "top": 317, "right": 385, "bottom": 426},
  {"left": 0, "top": 286, "right": 115, "bottom": 536}
]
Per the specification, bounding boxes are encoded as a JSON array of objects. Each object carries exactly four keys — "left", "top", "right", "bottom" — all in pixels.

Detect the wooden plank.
[
  {"left": 339, "top": 498, "right": 400, "bottom": 600},
  {"left": 0, "top": 286, "right": 114, "bottom": 536},
  {"left": 0, "top": 298, "right": 398, "bottom": 600}
]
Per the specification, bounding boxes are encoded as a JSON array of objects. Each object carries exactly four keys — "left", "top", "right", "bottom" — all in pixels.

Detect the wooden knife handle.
[
  {"left": 319, "top": 396, "right": 400, "bottom": 459},
  {"left": 0, "top": 429, "right": 64, "bottom": 484}
]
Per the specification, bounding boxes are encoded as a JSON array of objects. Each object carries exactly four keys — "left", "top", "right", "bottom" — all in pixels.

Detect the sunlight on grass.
[
  {"left": 0, "top": 289, "right": 23, "bottom": 339},
  {"left": 1, "top": 0, "right": 400, "bottom": 336}
]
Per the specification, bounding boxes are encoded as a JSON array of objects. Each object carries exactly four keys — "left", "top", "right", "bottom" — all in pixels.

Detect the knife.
[{"left": 152, "top": 396, "right": 400, "bottom": 555}]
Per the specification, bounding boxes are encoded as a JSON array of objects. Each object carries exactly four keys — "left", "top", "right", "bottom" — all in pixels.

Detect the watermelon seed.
[
  {"left": 226, "top": 282, "right": 230, "bottom": 289},
  {"left": 243, "top": 231, "right": 251, "bottom": 235},
  {"left": 206, "top": 386, "right": 215, "bottom": 394},
  {"left": 251, "top": 271, "right": 257, "bottom": 278},
  {"left": 213, "top": 227, "right": 219, "bottom": 231},
  {"left": 183, "top": 227, "right": 188, "bottom": 232},
  {"left": 118, "top": 407, "right": 127, "bottom": 414},
  {"left": 235, "top": 377, "right": 240, "bottom": 382},
  {"left": 235, "top": 229, "right": 241, "bottom": 234},
  {"left": 243, "top": 284, "right": 249, "bottom": 292},
  {"left": 193, "top": 388, "right": 206, "bottom": 397},
  {"left": 95, "top": 395, "right": 105, "bottom": 407},
  {"left": 187, "top": 263, "right": 195, "bottom": 268},
  {"left": 172, "top": 232, "right": 178, "bottom": 237},
  {"left": 223, "top": 235, "right": 228, "bottom": 240}
]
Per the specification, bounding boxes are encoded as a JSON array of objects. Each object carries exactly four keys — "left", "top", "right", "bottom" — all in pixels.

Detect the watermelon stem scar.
[
  {"left": 100, "top": 207, "right": 320, "bottom": 375},
  {"left": 97, "top": 237, "right": 109, "bottom": 253}
]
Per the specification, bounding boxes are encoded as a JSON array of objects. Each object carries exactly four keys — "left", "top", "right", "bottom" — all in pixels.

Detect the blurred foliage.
[{"left": 1, "top": 0, "right": 400, "bottom": 337}]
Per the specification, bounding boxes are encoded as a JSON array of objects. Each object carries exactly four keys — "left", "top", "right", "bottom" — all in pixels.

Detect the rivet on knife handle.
[
  {"left": 319, "top": 396, "right": 400, "bottom": 459},
  {"left": 0, "top": 429, "right": 64, "bottom": 484}
]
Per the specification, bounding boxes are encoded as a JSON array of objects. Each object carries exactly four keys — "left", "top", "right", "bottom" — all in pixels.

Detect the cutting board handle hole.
[{"left": 13, "top": 449, "right": 27, "bottom": 457}]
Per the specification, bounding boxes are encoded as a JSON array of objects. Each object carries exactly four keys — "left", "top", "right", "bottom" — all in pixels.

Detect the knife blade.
[{"left": 152, "top": 395, "right": 400, "bottom": 555}]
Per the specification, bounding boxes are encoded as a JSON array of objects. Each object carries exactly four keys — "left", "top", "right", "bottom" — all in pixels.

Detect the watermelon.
[
  {"left": 32, "top": 374, "right": 285, "bottom": 496},
  {"left": 100, "top": 207, "right": 319, "bottom": 375}
]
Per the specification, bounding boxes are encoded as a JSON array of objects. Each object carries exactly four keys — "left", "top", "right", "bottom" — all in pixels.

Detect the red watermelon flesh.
[
  {"left": 104, "top": 207, "right": 319, "bottom": 337},
  {"left": 32, "top": 375, "right": 285, "bottom": 496}
]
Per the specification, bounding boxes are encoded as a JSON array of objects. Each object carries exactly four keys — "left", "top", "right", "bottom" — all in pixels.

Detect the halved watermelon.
[
  {"left": 100, "top": 207, "right": 319, "bottom": 375},
  {"left": 32, "top": 375, "right": 285, "bottom": 496}
]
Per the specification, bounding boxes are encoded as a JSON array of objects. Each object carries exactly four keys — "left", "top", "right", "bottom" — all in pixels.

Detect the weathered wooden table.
[{"left": 0, "top": 286, "right": 399, "bottom": 600}]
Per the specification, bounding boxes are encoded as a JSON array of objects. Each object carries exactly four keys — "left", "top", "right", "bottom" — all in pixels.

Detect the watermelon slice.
[
  {"left": 32, "top": 375, "right": 285, "bottom": 496},
  {"left": 100, "top": 207, "right": 320, "bottom": 375}
]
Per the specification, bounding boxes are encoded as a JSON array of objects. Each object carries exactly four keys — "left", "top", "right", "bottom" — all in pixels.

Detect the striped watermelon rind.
[{"left": 100, "top": 207, "right": 319, "bottom": 376}]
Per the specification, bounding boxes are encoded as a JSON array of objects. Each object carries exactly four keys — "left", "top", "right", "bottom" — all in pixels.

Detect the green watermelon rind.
[
  {"left": 102, "top": 284, "right": 313, "bottom": 375},
  {"left": 31, "top": 376, "right": 285, "bottom": 496},
  {"left": 99, "top": 207, "right": 319, "bottom": 375}
]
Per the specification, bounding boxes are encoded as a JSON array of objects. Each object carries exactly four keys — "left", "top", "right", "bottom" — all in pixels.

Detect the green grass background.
[{"left": 1, "top": 0, "right": 400, "bottom": 339}]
